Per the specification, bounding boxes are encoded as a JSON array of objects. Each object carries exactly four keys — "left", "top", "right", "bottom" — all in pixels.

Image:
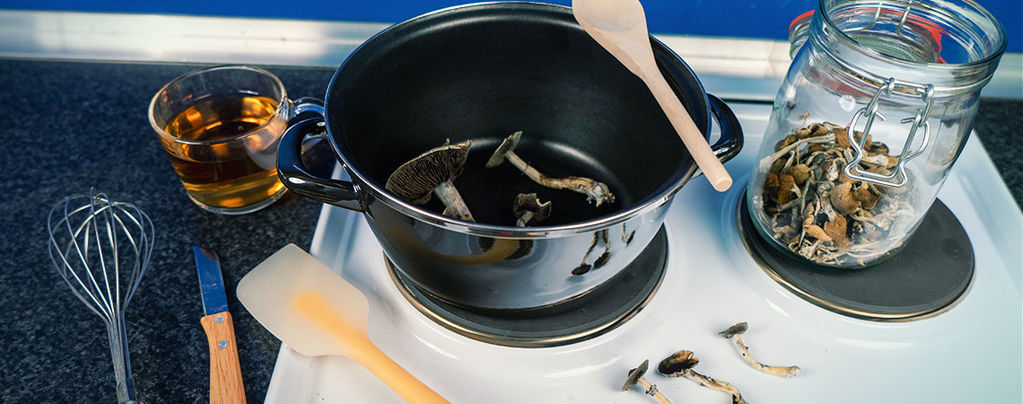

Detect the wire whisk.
[{"left": 47, "top": 190, "right": 154, "bottom": 404}]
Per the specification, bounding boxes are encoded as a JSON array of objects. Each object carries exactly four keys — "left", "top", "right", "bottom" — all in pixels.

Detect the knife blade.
[
  {"left": 195, "top": 246, "right": 230, "bottom": 316},
  {"left": 193, "top": 246, "right": 246, "bottom": 404}
]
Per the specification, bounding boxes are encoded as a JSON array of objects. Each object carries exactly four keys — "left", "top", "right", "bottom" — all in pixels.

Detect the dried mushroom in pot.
[
  {"left": 385, "top": 140, "right": 475, "bottom": 222},
  {"left": 486, "top": 131, "right": 616, "bottom": 207}
]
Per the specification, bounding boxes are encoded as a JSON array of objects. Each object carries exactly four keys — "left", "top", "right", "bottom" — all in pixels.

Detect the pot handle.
[
  {"left": 706, "top": 94, "right": 744, "bottom": 164},
  {"left": 277, "top": 105, "right": 363, "bottom": 212}
]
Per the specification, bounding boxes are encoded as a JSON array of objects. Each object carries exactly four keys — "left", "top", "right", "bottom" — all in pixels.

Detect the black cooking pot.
[{"left": 278, "top": 2, "right": 742, "bottom": 311}]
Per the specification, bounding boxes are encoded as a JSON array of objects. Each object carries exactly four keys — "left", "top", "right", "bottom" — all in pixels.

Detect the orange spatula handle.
[
  {"left": 201, "top": 312, "right": 247, "bottom": 404},
  {"left": 293, "top": 292, "right": 449, "bottom": 404},
  {"left": 351, "top": 333, "right": 449, "bottom": 404}
]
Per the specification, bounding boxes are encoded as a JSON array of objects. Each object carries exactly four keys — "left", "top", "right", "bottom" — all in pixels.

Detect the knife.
[{"left": 194, "top": 246, "right": 247, "bottom": 404}]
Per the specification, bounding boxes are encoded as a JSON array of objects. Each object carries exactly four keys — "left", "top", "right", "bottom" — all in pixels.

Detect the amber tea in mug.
[{"left": 149, "top": 66, "right": 291, "bottom": 215}]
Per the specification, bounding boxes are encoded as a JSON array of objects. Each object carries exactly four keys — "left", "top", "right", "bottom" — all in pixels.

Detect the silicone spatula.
[{"left": 236, "top": 244, "right": 448, "bottom": 404}]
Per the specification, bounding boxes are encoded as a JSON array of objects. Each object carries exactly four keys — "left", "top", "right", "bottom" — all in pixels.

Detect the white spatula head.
[{"left": 236, "top": 243, "right": 369, "bottom": 358}]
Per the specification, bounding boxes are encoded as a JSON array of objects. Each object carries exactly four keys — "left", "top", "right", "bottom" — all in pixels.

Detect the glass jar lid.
[{"left": 789, "top": 0, "right": 1006, "bottom": 97}]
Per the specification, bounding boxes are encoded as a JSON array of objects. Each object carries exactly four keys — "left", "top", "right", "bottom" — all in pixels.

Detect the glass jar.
[{"left": 746, "top": 0, "right": 1005, "bottom": 268}]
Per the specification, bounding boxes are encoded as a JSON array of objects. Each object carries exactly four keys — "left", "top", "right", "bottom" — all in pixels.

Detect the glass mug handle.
[
  {"left": 289, "top": 96, "right": 326, "bottom": 123},
  {"left": 277, "top": 99, "right": 363, "bottom": 212}
]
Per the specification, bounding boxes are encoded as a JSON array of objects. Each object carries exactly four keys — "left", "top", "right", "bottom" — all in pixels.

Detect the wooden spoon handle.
[
  {"left": 641, "top": 65, "right": 733, "bottom": 192},
  {"left": 200, "top": 312, "right": 247, "bottom": 404}
]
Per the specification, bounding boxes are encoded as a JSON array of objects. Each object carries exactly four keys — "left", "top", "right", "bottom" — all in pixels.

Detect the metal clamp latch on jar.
[{"left": 844, "top": 77, "right": 935, "bottom": 188}]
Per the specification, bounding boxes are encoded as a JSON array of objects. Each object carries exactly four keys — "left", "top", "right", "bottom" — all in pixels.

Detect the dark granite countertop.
[{"left": 0, "top": 58, "right": 1020, "bottom": 402}]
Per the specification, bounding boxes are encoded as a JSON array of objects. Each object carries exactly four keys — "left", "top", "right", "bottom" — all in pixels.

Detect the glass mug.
[{"left": 148, "top": 66, "right": 320, "bottom": 215}]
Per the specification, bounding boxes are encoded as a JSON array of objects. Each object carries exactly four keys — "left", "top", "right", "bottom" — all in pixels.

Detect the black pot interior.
[{"left": 328, "top": 2, "right": 707, "bottom": 226}]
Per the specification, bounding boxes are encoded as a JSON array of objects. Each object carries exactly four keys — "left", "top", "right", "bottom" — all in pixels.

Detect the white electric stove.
[{"left": 264, "top": 102, "right": 1022, "bottom": 404}]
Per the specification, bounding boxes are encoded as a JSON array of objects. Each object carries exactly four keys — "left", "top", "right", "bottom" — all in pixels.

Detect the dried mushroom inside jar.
[{"left": 753, "top": 122, "right": 919, "bottom": 267}]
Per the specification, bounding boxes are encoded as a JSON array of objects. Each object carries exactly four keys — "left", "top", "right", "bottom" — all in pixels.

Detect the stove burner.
[
  {"left": 386, "top": 227, "right": 668, "bottom": 347},
  {"left": 738, "top": 198, "right": 974, "bottom": 321}
]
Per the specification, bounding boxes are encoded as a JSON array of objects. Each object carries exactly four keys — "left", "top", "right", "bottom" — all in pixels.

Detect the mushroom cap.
[
  {"left": 385, "top": 140, "right": 471, "bottom": 204},
  {"left": 719, "top": 322, "right": 748, "bottom": 338},
  {"left": 512, "top": 193, "right": 552, "bottom": 225},
  {"left": 621, "top": 359, "right": 649, "bottom": 391},
  {"left": 658, "top": 350, "right": 699, "bottom": 376},
  {"left": 485, "top": 131, "right": 522, "bottom": 168},
  {"left": 571, "top": 263, "right": 592, "bottom": 276}
]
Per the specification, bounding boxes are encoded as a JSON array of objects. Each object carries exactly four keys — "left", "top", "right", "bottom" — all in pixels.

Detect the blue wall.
[{"left": 2, "top": 0, "right": 1019, "bottom": 52}]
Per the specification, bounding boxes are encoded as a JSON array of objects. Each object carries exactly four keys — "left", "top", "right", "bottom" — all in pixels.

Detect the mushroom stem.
[
  {"left": 719, "top": 322, "right": 800, "bottom": 378},
  {"left": 503, "top": 152, "right": 615, "bottom": 207},
  {"left": 434, "top": 180, "right": 475, "bottom": 222},
  {"left": 515, "top": 211, "right": 534, "bottom": 227},
  {"left": 621, "top": 223, "right": 635, "bottom": 244},
  {"left": 594, "top": 228, "right": 611, "bottom": 268},
  {"left": 634, "top": 379, "right": 672, "bottom": 404},
  {"left": 681, "top": 370, "right": 747, "bottom": 404},
  {"left": 758, "top": 134, "right": 836, "bottom": 171}
]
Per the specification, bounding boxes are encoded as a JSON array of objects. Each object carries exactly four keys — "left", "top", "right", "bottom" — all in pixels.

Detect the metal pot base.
[{"left": 386, "top": 227, "right": 669, "bottom": 348}]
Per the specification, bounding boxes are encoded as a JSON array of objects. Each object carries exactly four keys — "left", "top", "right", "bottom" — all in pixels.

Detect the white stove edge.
[{"left": 263, "top": 102, "right": 1022, "bottom": 404}]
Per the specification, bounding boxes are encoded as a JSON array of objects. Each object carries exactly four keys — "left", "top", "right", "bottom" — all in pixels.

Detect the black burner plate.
[
  {"left": 386, "top": 227, "right": 668, "bottom": 347},
  {"left": 739, "top": 198, "right": 974, "bottom": 321}
]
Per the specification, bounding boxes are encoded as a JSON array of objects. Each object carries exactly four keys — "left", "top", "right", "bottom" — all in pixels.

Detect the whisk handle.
[{"left": 201, "top": 312, "right": 247, "bottom": 404}]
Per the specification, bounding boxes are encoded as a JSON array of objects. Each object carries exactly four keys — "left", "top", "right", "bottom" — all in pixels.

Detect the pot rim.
[{"left": 324, "top": 1, "right": 711, "bottom": 238}]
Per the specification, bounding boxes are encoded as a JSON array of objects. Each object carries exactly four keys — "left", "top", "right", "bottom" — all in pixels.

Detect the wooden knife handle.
[{"left": 201, "top": 312, "right": 247, "bottom": 404}]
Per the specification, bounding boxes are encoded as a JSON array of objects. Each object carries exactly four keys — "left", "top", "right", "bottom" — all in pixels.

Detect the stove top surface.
[
  {"left": 264, "top": 102, "right": 1022, "bottom": 404},
  {"left": 738, "top": 197, "right": 975, "bottom": 321}
]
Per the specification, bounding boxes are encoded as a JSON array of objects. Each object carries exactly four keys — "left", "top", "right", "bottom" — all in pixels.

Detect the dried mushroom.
[
  {"left": 593, "top": 229, "right": 612, "bottom": 268},
  {"left": 830, "top": 182, "right": 859, "bottom": 215},
  {"left": 658, "top": 350, "right": 747, "bottom": 404},
  {"left": 621, "top": 223, "right": 635, "bottom": 244},
  {"left": 570, "top": 263, "right": 592, "bottom": 276},
  {"left": 512, "top": 193, "right": 552, "bottom": 227},
  {"left": 386, "top": 140, "right": 475, "bottom": 222},
  {"left": 754, "top": 121, "right": 918, "bottom": 266},
  {"left": 570, "top": 229, "right": 611, "bottom": 276},
  {"left": 719, "top": 322, "right": 800, "bottom": 378},
  {"left": 486, "top": 131, "right": 615, "bottom": 207},
  {"left": 621, "top": 360, "right": 672, "bottom": 404}
]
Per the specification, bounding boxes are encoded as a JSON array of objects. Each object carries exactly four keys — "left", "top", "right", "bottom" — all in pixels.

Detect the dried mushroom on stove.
[
  {"left": 386, "top": 140, "right": 475, "bottom": 222},
  {"left": 658, "top": 350, "right": 747, "bottom": 404},
  {"left": 719, "top": 322, "right": 800, "bottom": 378},
  {"left": 486, "top": 131, "right": 616, "bottom": 207},
  {"left": 754, "top": 122, "right": 918, "bottom": 266},
  {"left": 621, "top": 359, "right": 672, "bottom": 404}
]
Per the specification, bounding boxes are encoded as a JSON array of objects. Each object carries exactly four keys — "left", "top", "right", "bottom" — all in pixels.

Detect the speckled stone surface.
[
  {"left": 0, "top": 59, "right": 334, "bottom": 403},
  {"left": 974, "top": 98, "right": 1023, "bottom": 208},
  {"left": 0, "top": 59, "right": 1020, "bottom": 402}
]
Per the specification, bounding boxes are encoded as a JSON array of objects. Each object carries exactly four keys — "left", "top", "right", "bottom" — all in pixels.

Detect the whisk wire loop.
[{"left": 47, "top": 190, "right": 153, "bottom": 404}]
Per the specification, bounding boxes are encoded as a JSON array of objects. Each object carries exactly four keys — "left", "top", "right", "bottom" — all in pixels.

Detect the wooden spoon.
[
  {"left": 573, "top": 0, "right": 732, "bottom": 191},
  {"left": 236, "top": 244, "right": 449, "bottom": 404}
]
